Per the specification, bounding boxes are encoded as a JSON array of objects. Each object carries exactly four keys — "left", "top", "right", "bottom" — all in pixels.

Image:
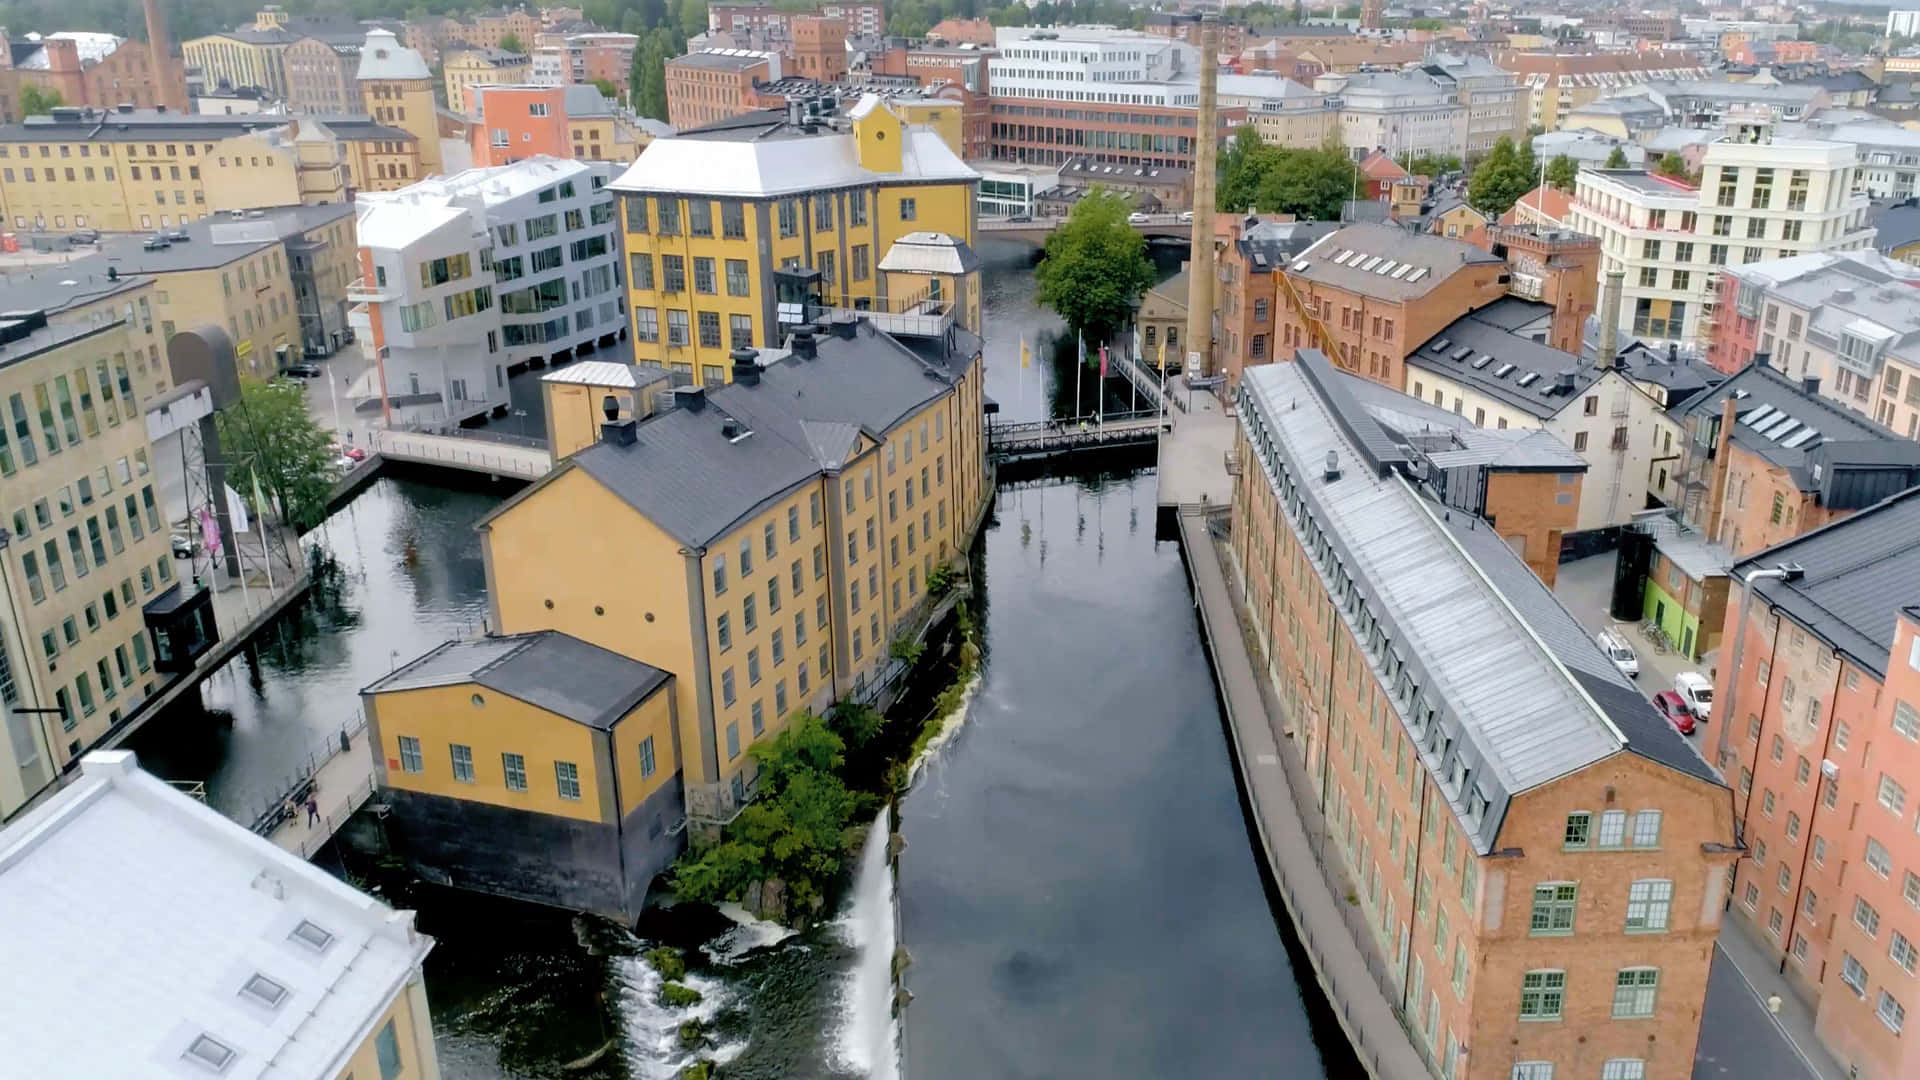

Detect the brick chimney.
[
  {"left": 143, "top": 0, "right": 188, "bottom": 112},
  {"left": 1490, "top": 224, "right": 1599, "bottom": 356}
]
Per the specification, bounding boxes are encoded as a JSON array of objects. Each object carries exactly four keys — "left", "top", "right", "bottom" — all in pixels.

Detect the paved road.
[{"left": 1694, "top": 946, "right": 1828, "bottom": 1080}]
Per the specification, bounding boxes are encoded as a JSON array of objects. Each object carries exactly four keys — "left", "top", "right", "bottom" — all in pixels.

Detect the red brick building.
[
  {"left": 1710, "top": 492, "right": 1920, "bottom": 1080},
  {"left": 989, "top": 98, "right": 1247, "bottom": 170},
  {"left": 664, "top": 49, "right": 776, "bottom": 131},
  {"left": 1233, "top": 351, "right": 1736, "bottom": 1080},
  {"left": 0, "top": 3, "right": 188, "bottom": 123},
  {"left": 788, "top": 16, "right": 846, "bottom": 83}
]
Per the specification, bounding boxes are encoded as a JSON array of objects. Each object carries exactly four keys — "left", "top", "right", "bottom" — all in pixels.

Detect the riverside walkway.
[{"left": 1178, "top": 504, "right": 1430, "bottom": 1080}]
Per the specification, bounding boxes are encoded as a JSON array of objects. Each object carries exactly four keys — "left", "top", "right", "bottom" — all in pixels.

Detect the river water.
[{"left": 121, "top": 239, "right": 1347, "bottom": 1078}]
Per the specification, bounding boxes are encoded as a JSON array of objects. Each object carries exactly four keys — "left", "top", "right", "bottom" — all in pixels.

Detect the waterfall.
[
  {"left": 613, "top": 941, "right": 741, "bottom": 1080},
  {"left": 835, "top": 806, "right": 901, "bottom": 1080}
]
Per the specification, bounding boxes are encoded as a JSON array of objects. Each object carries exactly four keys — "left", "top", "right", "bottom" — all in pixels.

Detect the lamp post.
[{"left": 0, "top": 527, "right": 61, "bottom": 787}]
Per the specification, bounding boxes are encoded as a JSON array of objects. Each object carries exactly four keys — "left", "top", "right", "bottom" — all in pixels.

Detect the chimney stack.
[
  {"left": 1596, "top": 267, "right": 1624, "bottom": 370},
  {"left": 1184, "top": 15, "right": 1219, "bottom": 378},
  {"left": 730, "top": 345, "right": 761, "bottom": 385},
  {"left": 143, "top": 0, "right": 186, "bottom": 112}
]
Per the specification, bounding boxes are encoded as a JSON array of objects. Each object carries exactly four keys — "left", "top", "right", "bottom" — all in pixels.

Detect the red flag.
[{"left": 1099, "top": 345, "right": 1108, "bottom": 377}]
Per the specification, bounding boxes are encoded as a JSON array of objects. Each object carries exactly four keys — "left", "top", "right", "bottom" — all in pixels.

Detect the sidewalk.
[
  {"left": 263, "top": 722, "right": 379, "bottom": 860},
  {"left": 1179, "top": 509, "right": 1430, "bottom": 1080},
  {"left": 1702, "top": 923, "right": 1849, "bottom": 1080}
]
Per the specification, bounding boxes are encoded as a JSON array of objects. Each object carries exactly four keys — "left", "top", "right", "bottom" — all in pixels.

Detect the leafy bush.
[
  {"left": 926, "top": 562, "right": 956, "bottom": 598},
  {"left": 889, "top": 637, "right": 925, "bottom": 666},
  {"left": 659, "top": 982, "right": 703, "bottom": 1009},
  {"left": 643, "top": 946, "right": 686, "bottom": 982},
  {"left": 828, "top": 702, "right": 885, "bottom": 750}
]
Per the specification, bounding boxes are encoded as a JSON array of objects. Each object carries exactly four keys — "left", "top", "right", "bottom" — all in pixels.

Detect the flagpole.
[
  {"left": 1098, "top": 344, "right": 1106, "bottom": 426},
  {"left": 1075, "top": 331, "right": 1083, "bottom": 422}
]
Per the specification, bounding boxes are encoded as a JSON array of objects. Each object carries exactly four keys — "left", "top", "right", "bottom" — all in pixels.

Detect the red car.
[{"left": 1653, "top": 690, "right": 1695, "bottom": 735}]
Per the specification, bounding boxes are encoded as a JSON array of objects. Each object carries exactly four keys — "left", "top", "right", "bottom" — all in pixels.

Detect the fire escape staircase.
[{"left": 1277, "top": 270, "right": 1352, "bottom": 372}]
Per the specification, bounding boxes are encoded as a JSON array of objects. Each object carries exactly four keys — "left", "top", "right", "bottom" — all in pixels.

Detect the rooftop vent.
[
  {"left": 730, "top": 344, "right": 761, "bottom": 385},
  {"left": 1554, "top": 370, "right": 1576, "bottom": 394},
  {"left": 789, "top": 330, "right": 817, "bottom": 360},
  {"left": 674, "top": 385, "right": 707, "bottom": 412},
  {"left": 1323, "top": 449, "right": 1341, "bottom": 482}
]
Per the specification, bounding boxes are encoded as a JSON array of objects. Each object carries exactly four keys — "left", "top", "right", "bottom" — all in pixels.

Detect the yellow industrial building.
[
  {"left": 362, "top": 631, "right": 681, "bottom": 921},
  {"left": 0, "top": 109, "right": 414, "bottom": 233},
  {"left": 444, "top": 47, "right": 532, "bottom": 116},
  {"left": 0, "top": 274, "right": 179, "bottom": 818},
  {"left": 609, "top": 93, "right": 978, "bottom": 381}
]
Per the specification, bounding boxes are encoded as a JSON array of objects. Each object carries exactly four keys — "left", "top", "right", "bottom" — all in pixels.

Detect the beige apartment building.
[
  {"left": 0, "top": 275, "right": 176, "bottom": 817},
  {"left": 445, "top": 47, "right": 532, "bottom": 116},
  {"left": 0, "top": 109, "right": 415, "bottom": 234}
]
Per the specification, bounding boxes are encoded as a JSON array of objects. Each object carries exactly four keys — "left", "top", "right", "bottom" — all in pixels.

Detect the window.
[
  {"left": 1879, "top": 991, "right": 1907, "bottom": 1034},
  {"left": 725, "top": 258, "right": 750, "bottom": 297},
  {"left": 726, "top": 721, "right": 740, "bottom": 759},
  {"left": 900, "top": 197, "right": 917, "bottom": 221},
  {"left": 1530, "top": 882, "right": 1577, "bottom": 935},
  {"left": 502, "top": 752, "right": 527, "bottom": 791},
  {"left": 1612, "top": 968, "right": 1658, "bottom": 1019},
  {"left": 639, "top": 736, "right": 657, "bottom": 778},
  {"left": 450, "top": 743, "right": 474, "bottom": 782},
  {"left": 1597, "top": 808, "right": 1627, "bottom": 847},
  {"left": 1625, "top": 879, "right": 1672, "bottom": 932},
  {"left": 1510, "top": 1065, "right": 1554, "bottom": 1080},
  {"left": 1868, "top": 837, "right": 1893, "bottom": 877},
  {"left": 1839, "top": 954, "right": 1867, "bottom": 998},
  {"left": 1518, "top": 970, "right": 1564, "bottom": 1020},
  {"left": 555, "top": 761, "right": 582, "bottom": 800},
  {"left": 1880, "top": 773, "right": 1907, "bottom": 817},
  {"left": 375, "top": 1018, "right": 403, "bottom": 1080},
  {"left": 397, "top": 735, "right": 423, "bottom": 773},
  {"left": 1564, "top": 812, "right": 1591, "bottom": 848},
  {"left": 1600, "top": 1062, "right": 1645, "bottom": 1080},
  {"left": 1631, "top": 810, "right": 1661, "bottom": 848},
  {"left": 716, "top": 612, "right": 732, "bottom": 652},
  {"left": 1855, "top": 896, "right": 1881, "bottom": 937},
  {"left": 184, "top": 1034, "right": 236, "bottom": 1072},
  {"left": 721, "top": 667, "right": 735, "bottom": 707},
  {"left": 1892, "top": 930, "right": 1918, "bottom": 974}
]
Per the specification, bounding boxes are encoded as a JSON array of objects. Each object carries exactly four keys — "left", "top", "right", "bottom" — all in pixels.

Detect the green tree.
[
  {"left": 590, "top": 77, "right": 619, "bottom": 100},
  {"left": 18, "top": 85, "right": 61, "bottom": 116},
  {"left": 1655, "top": 151, "right": 1688, "bottom": 179},
  {"left": 215, "top": 377, "right": 340, "bottom": 531},
  {"left": 636, "top": 28, "right": 673, "bottom": 121},
  {"left": 1400, "top": 152, "right": 1462, "bottom": 178},
  {"left": 1218, "top": 125, "right": 1269, "bottom": 213},
  {"left": 1604, "top": 146, "right": 1629, "bottom": 169},
  {"left": 1035, "top": 189, "right": 1155, "bottom": 344},
  {"left": 1466, "top": 135, "right": 1532, "bottom": 218},
  {"left": 1216, "top": 127, "right": 1358, "bottom": 221},
  {"left": 497, "top": 32, "right": 524, "bottom": 54},
  {"left": 1546, "top": 153, "right": 1578, "bottom": 191}
]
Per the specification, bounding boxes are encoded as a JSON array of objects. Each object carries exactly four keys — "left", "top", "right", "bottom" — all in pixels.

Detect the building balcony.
[
  {"left": 1509, "top": 272, "right": 1544, "bottom": 301},
  {"left": 346, "top": 277, "right": 396, "bottom": 303},
  {"left": 800, "top": 291, "right": 955, "bottom": 340}
]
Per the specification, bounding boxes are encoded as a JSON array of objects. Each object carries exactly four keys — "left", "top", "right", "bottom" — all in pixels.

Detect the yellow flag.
[
  {"left": 1158, "top": 339, "right": 1167, "bottom": 371},
  {"left": 1020, "top": 337, "right": 1030, "bottom": 368}
]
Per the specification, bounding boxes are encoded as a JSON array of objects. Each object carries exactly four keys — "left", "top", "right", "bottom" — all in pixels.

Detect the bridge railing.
[
  {"left": 245, "top": 710, "right": 369, "bottom": 837},
  {"left": 370, "top": 428, "right": 553, "bottom": 480}
]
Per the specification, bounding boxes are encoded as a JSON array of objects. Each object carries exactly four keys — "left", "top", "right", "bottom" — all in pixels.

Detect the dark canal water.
[{"left": 119, "top": 239, "right": 1345, "bottom": 1079}]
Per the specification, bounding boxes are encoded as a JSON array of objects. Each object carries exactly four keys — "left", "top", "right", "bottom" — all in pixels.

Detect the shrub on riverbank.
[
  {"left": 660, "top": 982, "right": 703, "bottom": 1008},
  {"left": 643, "top": 946, "right": 687, "bottom": 981}
]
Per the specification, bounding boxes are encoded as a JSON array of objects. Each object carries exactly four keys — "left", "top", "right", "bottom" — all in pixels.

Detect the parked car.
[
  {"left": 1596, "top": 629, "right": 1639, "bottom": 679},
  {"left": 338, "top": 444, "right": 367, "bottom": 462},
  {"left": 1652, "top": 690, "right": 1695, "bottom": 735},
  {"left": 66, "top": 229, "right": 99, "bottom": 246},
  {"left": 1674, "top": 672, "right": 1713, "bottom": 720},
  {"left": 279, "top": 363, "right": 323, "bottom": 379},
  {"left": 1127, "top": 212, "right": 1150, "bottom": 224},
  {"left": 141, "top": 236, "right": 171, "bottom": 251},
  {"left": 170, "top": 533, "right": 194, "bottom": 559},
  {"left": 1177, "top": 210, "right": 1194, "bottom": 223}
]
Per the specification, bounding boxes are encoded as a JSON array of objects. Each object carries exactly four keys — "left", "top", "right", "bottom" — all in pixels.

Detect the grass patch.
[{"left": 643, "top": 946, "right": 686, "bottom": 982}]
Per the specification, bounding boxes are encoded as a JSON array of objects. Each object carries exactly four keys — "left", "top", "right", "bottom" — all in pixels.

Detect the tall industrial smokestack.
[
  {"left": 1185, "top": 15, "right": 1219, "bottom": 378},
  {"left": 142, "top": 0, "right": 187, "bottom": 112},
  {"left": 1597, "top": 267, "right": 1625, "bottom": 370}
]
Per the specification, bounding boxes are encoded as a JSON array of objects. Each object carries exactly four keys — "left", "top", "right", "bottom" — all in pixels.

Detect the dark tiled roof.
[
  {"left": 1406, "top": 302, "right": 1597, "bottom": 420},
  {"left": 1872, "top": 201, "right": 1920, "bottom": 254},
  {"left": 364, "top": 631, "right": 671, "bottom": 729},
  {"left": 1737, "top": 486, "right": 1920, "bottom": 679},
  {"left": 1675, "top": 362, "right": 1918, "bottom": 495},
  {"left": 559, "top": 319, "right": 978, "bottom": 547}
]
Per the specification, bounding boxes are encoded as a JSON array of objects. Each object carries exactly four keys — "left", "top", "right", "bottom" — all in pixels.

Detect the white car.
[
  {"left": 1674, "top": 672, "right": 1713, "bottom": 721},
  {"left": 1178, "top": 210, "right": 1194, "bottom": 223},
  {"left": 1127, "top": 212, "right": 1150, "bottom": 224},
  {"left": 1596, "top": 629, "right": 1639, "bottom": 679}
]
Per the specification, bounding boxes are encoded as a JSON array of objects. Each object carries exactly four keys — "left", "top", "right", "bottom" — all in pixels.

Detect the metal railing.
[
  {"left": 1277, "top": 269, "right": 1349, "bottom": 372},
  {"left": 244, "top": 711, "right": 369, "bottom": 837},
  {"left": 293, "top": 774, "right": 378, "bottom": 860},
  {"left": 369, "top": 428, "right": 553, "bottom": 480}
]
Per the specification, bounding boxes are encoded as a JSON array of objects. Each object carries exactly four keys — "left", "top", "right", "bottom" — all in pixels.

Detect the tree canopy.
[
  {"left": 1604, "top": 146, "right": 1630, "bottom": 169},
  {"left": 496, "top": 32, "right": 524, "bottom": 54},
  {"left": 215, "top": 377, "right": 340, "bottom": 532},
  {"left": 1034, "top": 189, "right": 1156, "bottom": 345},
  {"left": 1217, "top": 125, "right": 1360, "bottom": 222},
  {"left": 1545, "top": 154, "right": 1578, "bottom": 192},
  {"left": 1399, "top": 152, "right": 1462, "bottom": 178},
  {"left": 18, "top": 85, "right": 60, "bottom": 117},
  {"left": 1655, "top": 151, "right": 1690, "bottom": 180},
  {"left": 1466, "top": 136, "right": 1537, "bottom": 218}
]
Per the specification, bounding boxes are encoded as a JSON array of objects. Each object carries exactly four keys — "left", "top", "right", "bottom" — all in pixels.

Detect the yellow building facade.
[
  {"left": 609, "top": 94, "right": 978, "bottom": 381},
  {"left": 445, "top": 48, "right": 532, "bottom": 116},
  {"left": 0, "top": 113, "right": 416, "bottom": 233},
  {"left": 479, "top": 317, "right": 989, "bottom": 827},
  {"left": 359, "top": 29, "right": 444, "bottom": 179},
  {"left": 182, "top": 30, "right": 293, "bottom": 100},
  {"left": 0, "top": 277, "right": 177, "bottom": 817}
]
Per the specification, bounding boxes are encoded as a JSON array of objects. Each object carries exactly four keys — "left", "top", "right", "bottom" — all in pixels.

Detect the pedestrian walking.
[
  {"left": 282, "top": 796, "right": 298, "bottom": 824},
  {"left": 305, "top": 793, "right": 320, "bottom": 826}
]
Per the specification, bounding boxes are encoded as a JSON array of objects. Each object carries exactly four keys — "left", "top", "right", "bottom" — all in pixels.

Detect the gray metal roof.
[
  {"left": 1239, "top": 356, "right": 1722, "bottom": 854},
  {"left": 1286, "top": 223, "right": 1501, "bottom": 300},
  {"left": 363, "top": 631, "right": 671, "bottom": 729},
  {"left": 1406, "top": 302, "right": 1599, "bottom": 419},
  {"left": 1737, "top": 486, "right": 1920, "bottom": 679},
  {"left": 0, "top": 111, "right": 415, "bottom": 145},
  {"left": 1873, "top": 201, "right": 1920, "bottom": 255},
  {"left": 1676, "top": 362, "right": 1920, "bottom": 498},
  {"left": 557, "top": 319, "right": 978, "bottom": 548}
]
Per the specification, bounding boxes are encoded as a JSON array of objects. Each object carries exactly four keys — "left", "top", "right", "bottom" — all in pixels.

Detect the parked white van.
[
  {"left": 1674, "top": 672, "right": 1713, "bottom": 720},
  {"left": 1597, "top": 630, "right": 1639, "bottom": 679}
]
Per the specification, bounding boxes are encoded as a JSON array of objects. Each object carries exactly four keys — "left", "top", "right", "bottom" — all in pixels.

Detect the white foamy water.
[
  {"left": 614, "top": 939, "right": 735, "bottom": 1080},
  {"left": 701, "top": 901, "right": 799, "bottom": 964},
  {"left": 906, "top": 671, "right": 982, "bottom": 783},
  {"left": 834, "top": 807, "right": 901, "bottom": 1080}
]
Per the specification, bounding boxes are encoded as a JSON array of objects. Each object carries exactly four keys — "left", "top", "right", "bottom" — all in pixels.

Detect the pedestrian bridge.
[
  {"left": 369, "top": 428, "right": 553, "bottom": 481},
  {"left": 988, "top": 412, "right": 1171, "bottom": 460}
]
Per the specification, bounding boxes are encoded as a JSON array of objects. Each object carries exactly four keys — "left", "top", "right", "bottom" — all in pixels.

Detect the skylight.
[
  {"left": 1494, "top": 363, "right": 1517, "bottom": 378},
  {"left": 1362, "top": 256, "right": 1384, "bottom": 271},
  {"left": 1780, "top": 427, "right": 1821, "bottom": 449},
  {"left": 1406, "top": 267, "right": 1429, "bottom": 283},
  {"left": 1517, "top": 371, "right": 1541, "bottom": 387},
  {"left": 1470, "top": 355, "right": 1495, "bottom": 369},
  {"left": 1391, "top": 264, "right": 1414, "bottom": 279},
  {"left": 1428, "top": 337, "right": 1451, "bottom": 353},
  {"left": 290, "top": 919, "right": 335, "bottom": 953},
  {"left": 1450, "top": 346, "right": 1473, "bottom": 361},
  {"left": 1291, "top": 260, "right": 1311, "bottom": 271},
  {"left": 1763, "top": 415, "right": 1801, "bottom": 439},
  {"left": 240, "top": 973, "right": 288, "bottom": 1009},
  {"left": 184, "top": 1035, "right": 236, "bottom": 1074},
  {"left": 1375, "top": 260, "right": 1396, "bottom": 275},
  {"left": 1740, "top": 404, "right": 1777, "bottom": 428}
]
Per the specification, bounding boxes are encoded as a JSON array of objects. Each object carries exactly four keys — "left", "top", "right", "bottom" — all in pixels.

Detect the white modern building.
[
  {"left": 1424, "top": 53, "right": 1526, "bottom": 154},
  {"left": 1781, "top": 118, "right": 1920, "bottom": 200},
  {"left": 1316, "top": 68, "right": 1467, "bottom": 159},
  {"left": 1567, "top": 135, "right": 1876, "bottom": 349},
  {"left": 1890, "top": 9, "right": 1920, "bottom": 38},
  {"left": 1720, "top": 250, "right": 1920, "bottom": 438},
  {"left": 0, "top": 750, "right": 440, "bottom": 1080},
  {"left": 988, "top": 26, "right": 1196, "bottom": 105},
  {"left": 349, "top": 156, "right": 622, "bottom": 428}
]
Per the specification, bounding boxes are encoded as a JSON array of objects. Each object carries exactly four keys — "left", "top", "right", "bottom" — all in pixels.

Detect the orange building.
[
  {"left": 1671, "top": 363, "right": 1920, "bottom": 558},
  {"left": 789, "top": 16, "right": 846, "bottom": 82},
  {"left": 1710, "top": 491, "right": 1920, "bottom": 1080},
  {"left": 1214, "top": 213, "right": 1337, "bottom": 387},
  {"left": 471, "top": 84, "right": 568, "bottom": 164},
  {"left": 664, "top": 49, "right": 776, "bottom": 131}
]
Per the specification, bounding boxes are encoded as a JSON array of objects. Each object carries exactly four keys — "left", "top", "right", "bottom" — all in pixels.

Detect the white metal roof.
[
  {"left": 876, "top": 231, "right": 974, "bottom": 274},
  {"left": 0, "top": 752, "right": 431, "bottom": 1080},
  {"left": 356, "top": 156, "right": 595, "bottom": 248},
  {"left": 611, "top": 128, "right": 976, "bottom": 198},
  {"left": 355, "top": 28, "right": 431, "bottom": 82},
  {"left": 545, "top": 360, "right": 655, "bottom": 388},
  {"left": 17, "top": 31, "right": 123, "bottom": 69}
]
